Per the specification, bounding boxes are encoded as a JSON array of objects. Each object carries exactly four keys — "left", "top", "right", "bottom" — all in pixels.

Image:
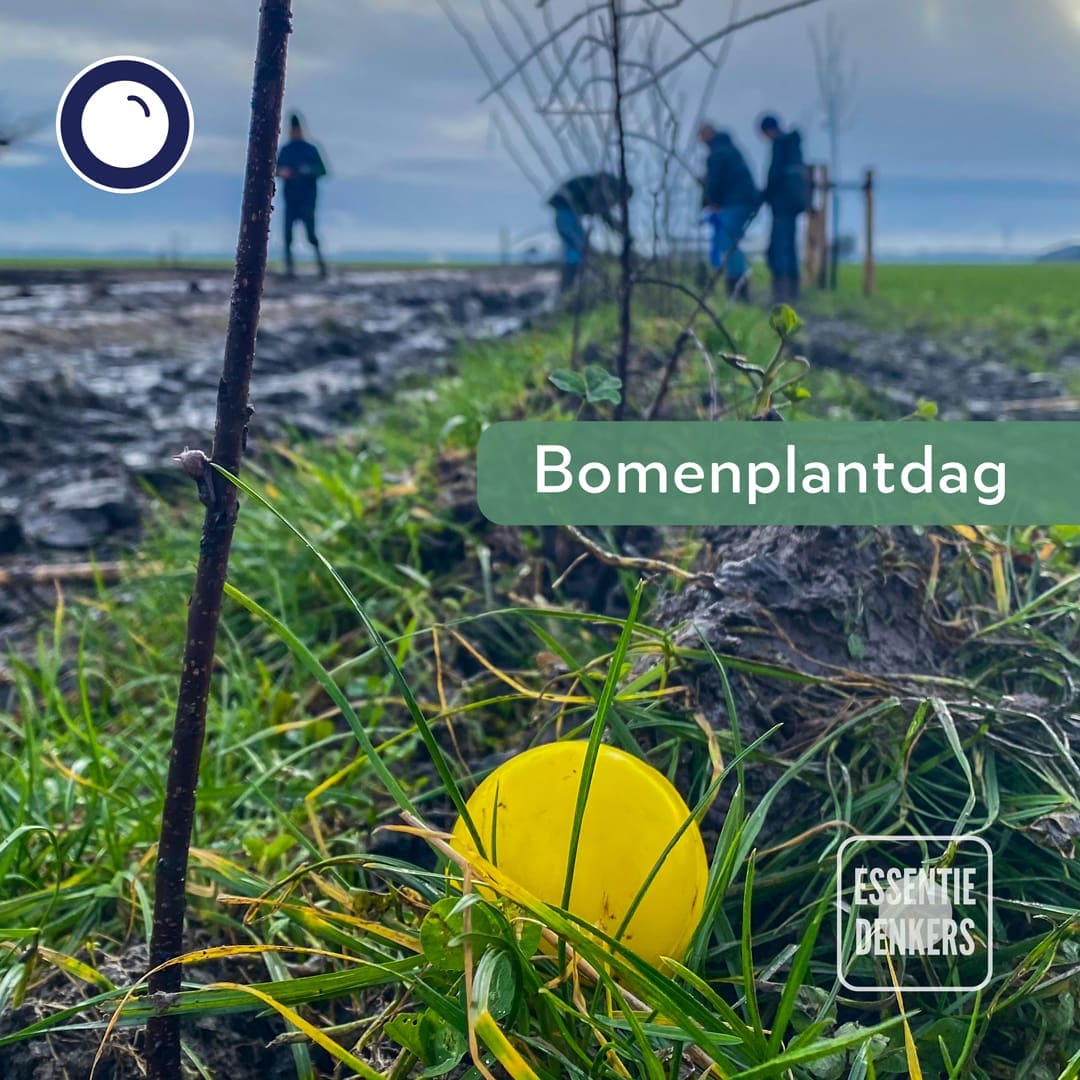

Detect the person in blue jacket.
[
  {"left": 698, "top": 124, "right": 759, "bottom": 301},
  {"left": 277, "top": 114, "right": 329, "bottom": 279},
  {"left": 758, "top": 113, "right": 808, "bottom": 302}
]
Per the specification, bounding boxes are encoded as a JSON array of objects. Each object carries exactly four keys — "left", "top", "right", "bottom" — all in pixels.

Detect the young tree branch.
[
  {"left": 622, "top": 0, "right": 828, "bottom": 97},
  {"left": 144, "top": 2, "right": 292, "bottom": 1076}
]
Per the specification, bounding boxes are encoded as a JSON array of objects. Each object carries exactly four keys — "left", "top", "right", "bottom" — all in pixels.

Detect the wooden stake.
[
  {"left": 803, "top": 164, "right": 821, "bottom": 288},
  {"left": 818, "top": 164, "right": 831, "bottom": 290}
]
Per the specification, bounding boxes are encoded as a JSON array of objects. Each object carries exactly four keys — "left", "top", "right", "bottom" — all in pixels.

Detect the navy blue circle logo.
[{"left": 56, "top": 56, "right": 194, "bottom": 194}]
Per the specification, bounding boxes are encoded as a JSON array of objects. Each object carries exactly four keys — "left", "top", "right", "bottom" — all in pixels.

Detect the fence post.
[{"left": 863, "top": 168, "right": 875, "bottom": 296}]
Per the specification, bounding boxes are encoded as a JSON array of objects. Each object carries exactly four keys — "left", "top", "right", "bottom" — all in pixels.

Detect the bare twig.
[
  {"left": 480, "top": 0, "right": 582, "bottom": 176},
  {"left": 685, "top": 0, "right": 742, "bottom": 151},
  {"left": 500, "top": 0, "right": 601, "bottom": 164},
  {"left": 811, "top": 11, "right": 859, "bottom": 288},
  {"left": 0, "top": 561, "right": 165, "bottom": 587},
  {"left": 491, "top": 111, "right": 548, "bottom": 195},
  {"left": 634, "top": 273, "right": 739, "bottom": 351},
  {"left": 145, "top": 3, "right": 292, "bottom": 1076},
  {"left": 685, "top": 329, "right": 719, "bottom": 420},
  {"left": 481, "top": 2, "right": 611, "bottom": 102},
  {"left": 622, "top": 0, "right": 828, "bottom": 97},
  {"left": 643, "top": 329, "right": 690, "bottom": 421},
  {"left": 438, "top": 0, "right": 562, "bottom": 186},
  {"left": 565, "top": 525, "right": 717, "bottom": 591}
]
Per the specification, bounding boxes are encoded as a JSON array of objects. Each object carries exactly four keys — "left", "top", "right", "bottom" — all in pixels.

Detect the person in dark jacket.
[
  {"left": 698, "top": 124, "right": 759, "bottom": 300},
  {"left": 548, "top": 172, "right": 633, "bottom": 292},
  {"left": 277, "top": 113, "right": 329, "bottom": 278},
  {"left": 758, "top": 113, "right": 808, "bottom": 302}
]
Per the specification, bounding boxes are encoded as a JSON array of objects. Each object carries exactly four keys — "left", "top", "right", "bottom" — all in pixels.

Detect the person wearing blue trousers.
[
  {"left": 547, "top": 173, "right": 633, "bottom": 293},
  {"left": 698, "top": 125, "right": 759, "bottom": 301},
  {"left": 759, "top": 113, "right": 808, "bottom": 302}
]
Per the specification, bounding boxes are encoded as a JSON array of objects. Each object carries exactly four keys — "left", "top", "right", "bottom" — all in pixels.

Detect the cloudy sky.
[{"left": 1, "top": 0, "right": 1079, "bottom": 259}]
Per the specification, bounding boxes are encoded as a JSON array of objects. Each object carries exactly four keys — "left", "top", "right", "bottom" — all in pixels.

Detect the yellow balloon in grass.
[{"left": 450, "top": 741, "right": 708, "bottom": 969}]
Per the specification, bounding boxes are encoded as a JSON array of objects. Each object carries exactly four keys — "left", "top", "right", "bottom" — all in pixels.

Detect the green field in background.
[{"left": 818, "top": 261, "right": 1080, "bottom": 337}]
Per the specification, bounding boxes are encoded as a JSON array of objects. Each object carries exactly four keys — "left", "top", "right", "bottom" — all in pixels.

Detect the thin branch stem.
[
  {"left": 622, "top": 0, "right": 828, "bottom": 98},
  {"left": 145, "top": 2, "right": 292, "bottom": 1076}
]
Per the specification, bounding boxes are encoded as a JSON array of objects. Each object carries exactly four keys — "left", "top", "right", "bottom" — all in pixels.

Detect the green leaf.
[
  {"left": 418, "top": 1008, "right": 468, "bottom": 1076},
  {"left": 847, "top": 632, "right": 866, "bottom": 661},
  {"left": 512, "top": 916, "right": 543, "bottom": 961},
  {"left": 548, "top": 368, "right": 587, "bottom": 398},
  {"left": 263, "top": 833, "right": 295, "bottom": 863},
  {"left": 1050, "top": 524, "right": 1080, "bottom": 547},
  {"left": 472, "top": 948, "right": 518, "bottom": 1022},
  {"left": 914, "top": 398, "right": 939, "bottom": 420},
  {"left": 582, "top": 364, "right": 623, "bottom": 405},
  {"left": 420, "top": 897, "right": 502, "bottom": 972},
  {"left": 791, "top": 985, "right": 836, "bottom": 1034},
  {"left": 769, "top": 303, "right": 803, "bottom": 339},
  {"left": 385, "top": 1013, "right": 423, "bottom": 1057}
]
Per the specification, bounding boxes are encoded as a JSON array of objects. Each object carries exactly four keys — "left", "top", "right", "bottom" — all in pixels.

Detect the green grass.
[
  {"left": 2, "top": 287, "right": 1079, "bottom": 1077},
  {"left": 810, "top": 262, "right": 1080, "bottom": 370}
]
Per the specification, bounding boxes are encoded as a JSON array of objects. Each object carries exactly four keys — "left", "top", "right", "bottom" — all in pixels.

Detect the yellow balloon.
[{"left": 450, "top": 741, "right": 708, "bottom": 969}]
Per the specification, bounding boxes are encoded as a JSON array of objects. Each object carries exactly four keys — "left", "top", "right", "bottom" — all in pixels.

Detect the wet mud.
[{"left": 0, "top": 265, "right": 554, "bottom": 557}]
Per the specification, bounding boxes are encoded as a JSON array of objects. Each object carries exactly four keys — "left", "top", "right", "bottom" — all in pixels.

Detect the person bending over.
[{"left": 547, "top": 172, "right": 633, "bottom": 293}]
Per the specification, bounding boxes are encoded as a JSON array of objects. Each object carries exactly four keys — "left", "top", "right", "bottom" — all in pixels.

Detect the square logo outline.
[{"left": 835, "top": 833, "right": 994, "bottom": 993}]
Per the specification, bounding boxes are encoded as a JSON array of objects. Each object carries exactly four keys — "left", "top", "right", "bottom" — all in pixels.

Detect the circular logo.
[{"left": 56, "top": 56, "right": 193, "bottom": 193}]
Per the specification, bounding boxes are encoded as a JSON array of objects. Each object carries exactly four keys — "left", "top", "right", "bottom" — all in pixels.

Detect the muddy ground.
[
  {"left": 0, "top": 265, "right": 554, "bottom": 558},
  {"left": 806, "top": 316, "right": 1080, "bottom": 420},
  {"left": 4, "top": 267, "right": 1078, "bottom": 567},
  {"left": 3, "top": 269, "right": 1079, "bottom": 1077}
]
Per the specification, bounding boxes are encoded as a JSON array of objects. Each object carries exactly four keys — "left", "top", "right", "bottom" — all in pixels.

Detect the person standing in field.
[
  {"left": 758, "top": 113, "right": 809, "bottom": 302},
  {"left": 547, "top": 172, "right": 633, "bottom": 293},
  {"left": 277, "top": 113, "right": 329, "bottom": 279},
  {"left": 698, "top": 124, "right": 759, "bottom": 301}
]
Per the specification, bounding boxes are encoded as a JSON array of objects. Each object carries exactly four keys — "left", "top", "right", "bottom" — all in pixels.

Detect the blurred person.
[
  {"left": 758, "top": 113, "right": 808, "bottom": 302},
  {"left": 698, "top": 124, "right": 759, "bottom": 301},
  {"left": 547, "top": 172, "right": 633, "bottom": 293},
  {"left": 277, "top": 113, "right": 328, "bottom": 278}
]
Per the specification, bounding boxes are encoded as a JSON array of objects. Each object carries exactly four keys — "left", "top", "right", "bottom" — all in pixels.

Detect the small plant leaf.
[
  {"left": 419, "top": 897, "right": 501, "bottom": 971},
  {"left": 418, "top": 1008, "right": 468, "bottom": 1075},
  {"left": 385, "top": 1013, "right": 424, "bottom": 1057},
  {"left": 1049, "top": 524, "right": 1080, "bottom": 547},
  {"left": 914, "top": 398, "right": 939, "bottom": 420},
  {"left": 847, "top": 632, "right": 866, "bottom": 661},
  {"left": 548, "top": 368, "right": 587, "bottom": 398},
  {"left": 582, "top": 364, "right": 623, "bottom": 405},
  {"left": 473, "top": 948, "right": 518, "bottom": 1021},
  {"left": 769, "top": 303, "right": 803, "bottom": 339},
  {"left": 513, "top": 916, "right": 543, "bottom": 960}
]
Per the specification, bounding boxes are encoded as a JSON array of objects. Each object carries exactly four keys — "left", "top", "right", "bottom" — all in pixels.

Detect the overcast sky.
[{"left": 1, "top": 0, "right": 1079, "bottom": 258}]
